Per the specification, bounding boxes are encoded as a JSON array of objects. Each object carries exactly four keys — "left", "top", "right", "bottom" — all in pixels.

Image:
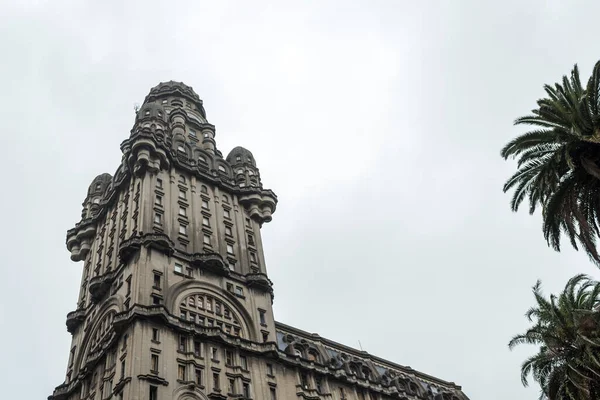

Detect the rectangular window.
[
  {"left": 270, "top": 387, "right": 277, "bottom": 400},
  {"left": 149, "top": 385, "right": 158, "bottom": 400},
  {"left": 267, "top": 363, "right": 273, "bottom": 375},
  {"left": 235, "top": 286, "right": 243, "bottom": 296},
  {"left": 202, "top": 200, "right": 209, "bottom": 209},
  {"left": 120, "top": 359, "right": 125, "bottom": 379},
  {"left": 228, "top": 378, "right": 235, "bottom": 394},
  {"left": 153, "top": 273, "right": 161, "bottom": 289},
  {"left": 152, "top": 295, "right": 161, "bottom": 305},
  {"left": 174, "top": 263, "right": 183, "bottom": 274},
  {"left": 245, "top": 218, "right": 251, "bottom": 225},
  {"left": 262, "top": 332, "right": 269, "bottom": 343},
  {"left": 203, "top": 234, "right": 211, "bottom": 245},
  {"left": 250, "top": 252, "right": 257, "bottom": 262},
  {"left": 179, "top": 174, "right": 186, "bottom": 183},
  {"left": 179, "top": 190, "right": 186, "bottom": 199},
  {"left": 202, "top": 216, "right": 210, "bottom": 226},
  {"left": 339, "top": 388, "right": 346, "bottom": 399},
  {"left": 211, "top": 347, "right": 218, "bottom": 360},
  {"left": 226, "top": 282, "right": 233, "bottom": 292},
  {"left": 259, "top": 309, "right": 266, "bottom": 325},
  {"left": 179, "top": 336, "right": 187, "bottom": 352},
  {"left": 178, "top": 364, "right": 186, "bottom": 381},
  {"left": 226, "top": 244, "right": 234, "bottom": 255},
  {"left": 225, "top": 226, "right": 233, "bottom": 236},
  {"left": 154, "top": 213, "right": 161, "bottom": 224},
  {"left": 225, "top": 350, "right": 233, "bottom": 366},
  {"left": 188, "top": 312, "right": 196, "bottom": 323},
  {"left": 126, "top": 276, "right": 132, "bottom": 295},
  {"left": 189, "top": 130, "right": 196, "bottom": 138},
  {"left": 228, "top": 262, "right": 235, "bottom": 271},
  {"left": 212, "top": 373, "right": 219, "bottom": 390},
  {"left": 151, "top": 354, "right": 159, "bottom": 373},
  {"left": 243, "top": 382, "right": 250, "bottom": 398},
  {"left": 179, "top": 224, "right": 187, "bottom": 235},
  {"left": 155, "top": 195, "right": 162, "bottom": 205},
  {"left": 194, "top": 341, "right": 201, "bottom": 357},
  {"left": 247, "top": 233, "right": 254, "bottom": 246},
  {"left": 300, "top": 372, "right": 309, "bottom": 389},
  {"left": 156, "top": 179, "right": 163, "bottom": 189},
  {"left": 152, "top": 328, "right": 159, "bottom": 341},
  {"left": 179, "top": 207, "right": 187, "bottom": 216},
  {"left": 195, "top": 369, "right": 203, "bottom": 385},
  {"left": 240, "top": 355, "right": 248, "bottom": 370},
  {"left": 215, "top": 302, "right": 222, "bottom": 315},
  {"left": 224, "top": 209, "right": 230, "bottom": 218},
  {"left": 218, "top": 165, "right": 226, "bottom": 172},
  {"left": 316, "top": 376, "right": 323, "bottom": 393}
]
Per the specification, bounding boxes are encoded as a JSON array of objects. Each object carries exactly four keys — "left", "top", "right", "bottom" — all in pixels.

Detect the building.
[{"left": 49, "top": 82, "right": 469, "bottom": 400}]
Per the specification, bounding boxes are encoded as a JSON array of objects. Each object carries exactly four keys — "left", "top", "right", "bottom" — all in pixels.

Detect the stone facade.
[{"left": 50, "top": 82, "right": 469, "bottom": 400}]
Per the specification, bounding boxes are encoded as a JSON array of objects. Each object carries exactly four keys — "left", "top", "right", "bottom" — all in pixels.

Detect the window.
[
  {"left": 259, "top": 310, "right": 266, "bottom": 325},
  {"left": 155, "top": 195, "right": 162, "bottom": 205},
  {"left": 294, "top": 349, "right": 302, "bottom": 357},
  {"left": 162, "top": 99, "right": 168, "bottom": 104},
  {"left": 201, "top": 185, "right": 208, "bottom": 194},
  {"left": 156, "top": 178, "right": 163, "bottom": 188},
  {"left": 247, "top": 233, "right": 254, "bottom": 246},
  {"left": 179, "top": 224, "right": 187, "bottom": 235},
  {"left": 235, "top": 286, "right": 243, "bottom": 296},
  {"left": 243, "top": 382, "right": 250, "bottom": 398},
  {"left": 267, "top": 363, "right": 274, "bottom": 376},
  {"left": 236, "top": 156, "right": 241, "bottom": 162},
  {"left": 188, "top": 312, "right": 195, "bottom": 323},
  {"left": 218, "top": 165, "right": 226, "bottom": 173},
  {"left": 179, "top": 174, "right": 186, "bottom": 183},
  {"left": 179, "top": 206, "right": 186, "bottom": 216},
  {"left": 152, "top": 295, "right": 161, "bottom": 305},
  {"left": 226, "top": 244, "right": 234, "bottom": 255},
  {"left": 152, "top": 328, "right": 159, "bottom": 341},
  {"left": 178, "top": 145, "right": 185, "bottom": 153},
  {"left": 228, "top": 378, "right": 235, "bottom": 394},
  {"left": 189, "top": 129, "right": 196, "bottom": 137},
  {"left": 145, "top": 110, "right": 150, "bottom": 116},
  {"left": 224, "top": 308, "right": 231, "bottom": 318},
  {"left": 226, "top": 283, "right": 233, "bottom": 292},
  {"left": 225, "top": 350, "right": 233, "bottom": 366},
  {"left": 212, "top": 373, "right": 219, "bottom": 390},
  {"left": 202, "top": 200, "right": 209, "bottom": 209},
  {"left": 179, "top": 190, "right": 186, "bottom": 199},
  {"left": 93, "top": 198, "right": 100, "bottom": 204},
  {"left": 240, "top": 355, "right": 248, "bottom": 370},
  {"left": 174, "top": 263, "right": 183, "bottom": 274},
  {"left": 206, "top": 298, "right": 212, "bottom": 311},
  {"left": 153, "top": 273, "right": 161, "bottom": 289},
  {"left": 315, "top": 376, "right": 323, "bottom": 393},
  {"left": 211, "top": 347, "right": 218, "bottom": 360},
  {"left": 270, "top": 387, "right": 277, "bottom": 400},
  {"left": 180, "top": 310, "right": 187, "bottom": 319},
  {"left": 149, "top": 385, "right": 158, "bottom": 400},
  {"left": 151, "top": 354, "right": 159, "bottom": 373},
  {"left": 225, "top": 226, "right": 233, "bottom": 236},
  {"left": 224, "top": 209, "right": 230, "bottom": 218},
  {"left": 194, "top": 341, "right": 201, "bottom": 357},
  {"left": 202, "top": 217, "right": 210, "bottom": 226},
  {"left": 223, "top": 195, "right": 229, "bottom": 203},
  {"left": 178, "top": 364, "right": 186, "bottom": 380},
  {"left": 195, "top": 369, "right": 203, "bottom": 385},
  {"left": 300, "top": 372, "right": 309, "bottom": 389},
  {"left": 203, "top": 234, "right": 211, "bottom": 245},
  {"left": 154, "top": 213, "right": 162, "bottom": 224},
  {"left": 215, "top": 302, "right": 222, "bottom": 315},
  {"left": 250, "top": 252, "right": 257, "bottom": 263},
  {"left": 308, "top": 351, "right": 318, "bottom": 362},
  {"left": 228, "top": 261, "right": 236, "bottom": 271},
  {"left": 340, "top": 388, "right": 346, "bottom": 399},
  {"left": 179, "top": 336, "right": 187, "bottom": 352},
  {"left": 121, "top": 359, "right": 126, "bottom": 379},
  {"left": 246, "top": 218, "right": 251, "bottom": 225},
  {"left": 262, "top": 332, "right": 269, "bottom": 342},
  {"left": 204, "top": 132, "right": 210, "bottom": 138},
  {"left": 198, "top": 155, "right": 206, "bottom": 163}
]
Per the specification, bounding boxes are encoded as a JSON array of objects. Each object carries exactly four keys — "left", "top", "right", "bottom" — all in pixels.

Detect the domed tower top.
[
  {"left": 87, "top": 173, "right": 112, "bottom": 198},
  {"left": 143, "top": 81, "right": 206, "bottom": 119},
  {"left": 226, "top": 146, "right": 257, "bottom": 167}
]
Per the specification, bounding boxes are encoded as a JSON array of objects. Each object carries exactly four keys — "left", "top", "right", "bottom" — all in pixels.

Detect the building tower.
[{"left": 50, "top": 82, "right": 469, "bottom": 400}]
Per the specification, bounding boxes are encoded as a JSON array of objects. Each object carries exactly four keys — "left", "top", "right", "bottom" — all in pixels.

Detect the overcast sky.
[{"left": 3, "top": 1, "right": 600, "bottom": 399}]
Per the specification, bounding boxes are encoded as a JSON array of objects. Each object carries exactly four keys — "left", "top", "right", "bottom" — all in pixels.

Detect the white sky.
[{"left": 2, "top": 1, "right": 600, "bottom": 399}]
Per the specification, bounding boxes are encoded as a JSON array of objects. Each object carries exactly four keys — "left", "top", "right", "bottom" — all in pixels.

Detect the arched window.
[
  {"left": 93, "top": 198, "right": 100, "bottom": 204},
  {"left": 177, "top": 145, "right": 185, "bottom": 153},
  {"left": 198, "top": 155, "right": 207, "bottom": 163},
  {"left": 222, "top": 195, "right": 229, "bottom": 204},
  {"left": 179, "top": 293, "right": 243, "bottom": 337},
  {"left": 308, "top": 350, "right": 318, "bottom": 362},
  {"left": 218, "top": 165, "right": 226, "bottom": 173},
  {"left": 201, "top": 185, "right": 208, "bottom": 194}
]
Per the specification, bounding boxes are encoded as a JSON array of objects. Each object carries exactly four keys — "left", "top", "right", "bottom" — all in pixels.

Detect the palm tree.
[
  {"left": 501, "top": 60, "right": 600, "bottom": 265},
  {"left": 509, "top": 274, "right": 600, "bottom": 399}
]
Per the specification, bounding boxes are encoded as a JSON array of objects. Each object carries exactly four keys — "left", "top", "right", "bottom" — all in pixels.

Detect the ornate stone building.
[{"left": 49, "top": 82, "right": 469, "bottom": 400}]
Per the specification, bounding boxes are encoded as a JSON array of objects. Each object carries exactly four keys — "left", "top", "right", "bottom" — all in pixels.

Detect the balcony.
[{"left": 66, "top": 308, "right": 86, "bottom": 333}]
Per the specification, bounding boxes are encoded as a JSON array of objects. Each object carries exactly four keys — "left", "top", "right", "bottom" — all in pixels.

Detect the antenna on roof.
[
  {"left": 133, "top": 103, "right": 140, "bottom": 114},
  {"left": 358, "top": 340, "right": 364, "bottom": 351}
]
